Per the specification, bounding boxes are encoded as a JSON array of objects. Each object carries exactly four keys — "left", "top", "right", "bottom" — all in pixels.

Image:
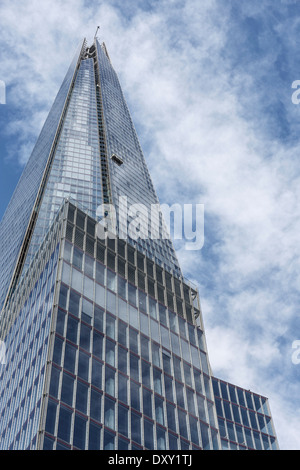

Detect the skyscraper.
[{"left": 0, "top": 37, "right": 279, "bottom": 451}]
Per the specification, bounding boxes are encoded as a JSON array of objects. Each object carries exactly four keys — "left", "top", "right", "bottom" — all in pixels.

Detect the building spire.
[{"left": 94, "top": 25, "right": 100, "bottom": 39}]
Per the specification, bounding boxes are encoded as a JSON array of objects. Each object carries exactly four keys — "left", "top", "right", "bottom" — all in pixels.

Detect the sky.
[{"left": 0, "top": 0, "right": 300, "bottom": 450}]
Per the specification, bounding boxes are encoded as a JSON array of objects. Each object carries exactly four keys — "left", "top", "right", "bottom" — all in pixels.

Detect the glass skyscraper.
[{"left": 0, "top": 37, "right": 279, "bottom": 451}]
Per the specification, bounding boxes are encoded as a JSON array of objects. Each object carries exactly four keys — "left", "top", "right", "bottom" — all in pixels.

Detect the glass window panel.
[
  {"left": 128, "top": 284, "right": 137, "bottom": 307},
  {"left": 232, "top": 403, "right": 241, "bottom": 423},
  {"left": 71, "top": 269, "right": 83, "bottom": 293},
  {"left": 118, "top": 298, "right": 127, "bottom": 322},
  {"left": 144, "top": 419, "right": 154, "bottom": 449},
  {"left": 106, "top": 314, "right": 115, "bottom": 340},
  {"left": 178, "top": 409, "right": 188, "bottom": 439},
  {"left": 80, "top": 324, "right": 91, "bottom": 352},
  {"left": 131, "top": 412, "right": 141, "bottom": 444},
  {"left": 229, "top": 385, "right": 238, "bottom": 404},
  {"left": 218, "top": 418, "right": 227, "bottom": 438},
  {"left": 220, "top": 382, "right": 229, "bottom": 400},
  {"left": 168, "top": 311, "right": 178, "bottom": 332},
  {"left": 118, "top": 404, "right": 128, "bottom": 437},
  {"left": 130, "top": 381, "right": 140, "bottom": 411},
  {"left": 118, "top": 438, "right": 129, "bottom": 450},
  {"left": 62, "top": 262, "right": 71, "bottom": 285},
  {"left": 178, "top": 317, "right": 187, "bottom": 339},
  {"left": 152, "top": 343, "right": 161, "bottom": 368},
  {"left": 66, "top": 315, "right": 79, "bottom": 343},
  {"left": 96, "top": 262, "right": 105, "bottom": 285},
  {"left": 78, "top": 350, "right": 89, "bottom": 381},
  {"left": 249, "top": 410, "right": 259, "bottom": 430},
  {"left": 118, "top": 373, "right": 128, "bottom": 404},
  {"left": 118, "top": 346, "right": 127, "bottom": 374},
  {"left": 73, "top": 248, "right": 83, "bottom": 270},
  {"left": 76, "top": 380, "right": 88, "bottom": 414},
  {"left": 138, "top": 290, "right": 147, "bottom": 313},
  {"left": 107, "top": 269, "right": 116, "bottom": 292},
  {"left": 140, "top": 313, "right": 149, "bottom": 336},
  {"left": 53, "top": 335, "right": 63, "bottom": 366},
  {"left": 90, "top": 388, "right": 102, "bottom": 422},
  {"left": 168, "top": 433, "right": 178, "bottom": 450},
  {"left": 69, "top": 290, "right": 81, "bottom": 317},
  {"left": 237, "top": 389, "right": 245, "bottom": 407},
  {"left": 56, "top": 308, "right": 66, "bottom": 336},
  {"left": 141, "top": 336, "right": 149, "bottom": 361},
  {"left": 245, "top": 428, "right": 254, "bottom": 448},
  {"left": 88, "top": 423, "right": 101, "bottom": 450},
  {"left": 82, "top": 298, "right": 93, "bottom": 323},
  {"left": 91, "top": 358, "right": 102, "bottom": 389},
  {"left": 153, "top": 368, "right": 162, "bottom": 395},
  {"left": 189, "top": 415, "right": 199, "bottom": 445},
  {"left": 181, "top": 339, "right": 190, "bottom": 363},
  {"left": 235, "top": 424, "right": 245, "bottom": 445},
  {"left": 57, "top": 406, "right": 73, "bottom": 443},
  {"left": 183, "top": 363, "right": 192, "bottom": 387},
  {"left": 73, "top": 414, "right": 87, "bottom": 449},
  {"left": 59, "top": 284, "right": 68, "bottom": 310},
  {"left": 245, "top": 391, "right": 254, "bottom": 410},
  {"left": 166, "top": 402, "right": 177, "bottom": 433},
  {"left": 142, "top": 388, "right": 152, "bottom": 418},
  {"left": 170, "top": 332, "right": 180, "bottom": 356},
  {"left": 45, "top": 400, "right": 57, "bottom": 435},
  {"left": 104, "top": 397, "right": 115, "bottom": 430},
  {"left": 84, "top": 254, "right": 94, "bottom": 278},
  {"left": 106, "top": 339, "right": 115, "bottom": 367},
  {"left": 118, "top": 321, "right": 127, "bottom": 347},
  {"left": 186, "top": 388, "right": 196, "bottom": 415},
  {"left": 130, "top": 354, "right": 139, "bottom": 382},
  {"left": 150, "top": 319, "right": 159, "bottom": 341},
  {"left": 64, "top": 343, "right": 77, "bottom": 374},
  {"left": 93, "top": 332, "right": 103, "bottom": 359},
  {"left": 129, "top": 305, "right": 139, "bottom": 329},
  {"left": 227, "top": 421, "right": 236, "bottom": 442},
  {"left": 155, "top": 396, "right": 164, "bottom": 426},
  {"left": 129, "top": 328, "right": 139, "bottom": 354},
  {"left": 173, "top": 357, "right": 182, "bottom": 382},
  {"left": 104, "top": 430, "right": 115, "bottom": 449},
  {"left": 157, "top": 427, "right": 166, "bottom": 450},
  {"left": 223, "top": 401, "right": 232, "bottom": 421},
  {"left": 107, "top": 290, "right": 116, "bottom": 314},
  {"left": 105, "top": 366, "right": 115, "bottom": 397},
  {"left": 142, "top": 361, "right": 151, "bottom": 388},
  {"left": 175, "top": 381, "right": 185, "bottom": 409},
  {"left": 61, "top": 372, "right": 74, "bottom": 406},
  {"left": 200, "top": 421, "right": 210, "bottom": 450},
  {"left": 94, "top": 306, "right": 104, "bottom": 332},
  {"left": 241, "top": 408, "right": 250, "bottom": 427},
  {"left": 95, "top": 284, "right": 105, "bottom": 308},
  {"left": 49, "top": 366, "right": 60, "bottom": 398},
  {"left": 162, "top": 352, "right": 172, "bottom": 375},
  {"left": 164, "top": 375, "right": 174, "bottom": 403},
  {"left": 83, "top": 275, "right": 94, "bottom": 301},
  {"left": 149, "top": 298, "right": 157, "bottom": 319}
]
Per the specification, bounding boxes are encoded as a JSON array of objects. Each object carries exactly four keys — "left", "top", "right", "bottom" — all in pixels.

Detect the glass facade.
[
  {"left": 212, "top": 377, "right": 279, "bottom": 450},
  {"left": 0, "top": 38, "right": 279, "bottom": 451},
  {"left": 42, "top": 202, "right": 219, "bottom": 450},
  {"left": 0, "top": 40, "right": 86, "bottom": 312}
]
